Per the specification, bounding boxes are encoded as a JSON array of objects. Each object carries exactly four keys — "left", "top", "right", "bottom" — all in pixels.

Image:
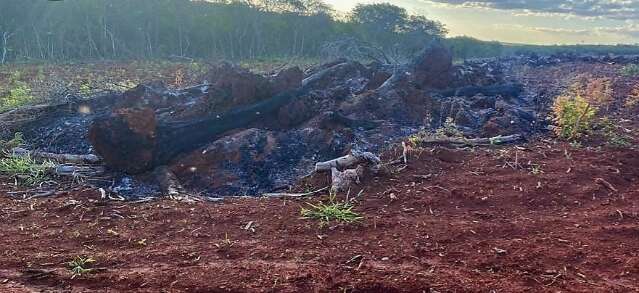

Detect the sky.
[{"left": 323, "top": 0, "right": 639, "bottom": 45}]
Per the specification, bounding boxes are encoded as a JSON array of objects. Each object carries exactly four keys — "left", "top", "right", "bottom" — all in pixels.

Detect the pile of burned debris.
[{"left": 1, "top": 42, "right": 543, "bottom": 198}]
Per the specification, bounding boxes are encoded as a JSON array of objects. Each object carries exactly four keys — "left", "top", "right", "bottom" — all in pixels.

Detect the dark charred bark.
[
  {"left": 155, "top": 88, "right": 301, "bottom": 164},
  {"left": 320, "top": 111, "right": 382, "bottom": 130},
  {"left": 89, "top": 89, "right": 302, "bottom": 174}
]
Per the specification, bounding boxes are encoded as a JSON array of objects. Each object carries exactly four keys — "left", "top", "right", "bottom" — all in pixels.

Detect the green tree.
[{"left": 350, "top": 3, "right": 446, "bottom": 58}]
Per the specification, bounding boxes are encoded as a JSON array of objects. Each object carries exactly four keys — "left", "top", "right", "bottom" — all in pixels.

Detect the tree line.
[
  {"left": 2, "top": 0, "right": 639, "bottom": 64},
  {"left": 0, "top": 0, "right": 446, "bottom": 63}
]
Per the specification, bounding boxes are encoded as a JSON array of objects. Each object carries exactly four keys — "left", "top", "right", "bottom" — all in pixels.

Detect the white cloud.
[
  {"left": 424, "top": 0, "right": 639, "bottom": 20},
  {"left": 494, "top": 22, "right": 639, "bottom": 39}
]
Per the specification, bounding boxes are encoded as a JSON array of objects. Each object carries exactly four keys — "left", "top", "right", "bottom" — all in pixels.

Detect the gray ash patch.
[
  {"left": 21, "top": 114, "right": 95, "bottom": 154},
  {"left": 11, "top": 95, "right": 120, "bottom": 154}
]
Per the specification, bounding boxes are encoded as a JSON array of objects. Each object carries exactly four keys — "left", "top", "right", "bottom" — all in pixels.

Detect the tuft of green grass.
[
  {"left": 0, "top": 155, "right": 53, "bottom": 185},
  {"left": 67, "top": 256, "right": 96, "bottom": 279},
  {"left": 301, "top": 194, "right": 363, "bottom": 227}
]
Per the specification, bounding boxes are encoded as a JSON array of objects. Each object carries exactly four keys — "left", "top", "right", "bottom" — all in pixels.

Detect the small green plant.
[
  {"left": 214, "top": 233, "right": 235, "bottom": 250},
  {"left": 620, "top": 64, "right": 639, "bottom": 77},
  {"left": 436, "top": 117, "right": 464, "bottom": 138},
  {"left": 0, "top": 155, "right": 53, "bottom": 185},
  {"left": 598, "top": 117, "right": 632, "bottom": 148},
  {"left": 408, "top": 117, "right": 464, "bottom": 146},
  {"left": 0, "top": 72, "right": 35, "bottom": 112},
  {"left": 408, "top": 132, "right": 424, "bottom": 146},
  {"left": 301, "top": 194, "right": 363, "bottom": 227},
  {"left": 79, "top": 81, "right": 92, "bottom": 96},
  {"left": 67, "top": 256, "right": 96, "bottom": 279},
  {"left": 552, "top": 94, "right": 597, "bottom": 140},
  {"left": 530, "top": 164, "right": 543, "bottom": 175}
]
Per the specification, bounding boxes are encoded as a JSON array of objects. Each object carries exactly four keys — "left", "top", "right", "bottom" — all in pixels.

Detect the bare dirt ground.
[
  {"left": 2, "top": 60, "right": 639, "bottom": 292},
  {"left": 1, "top": 137, "right": 638, "bottom": 292}
]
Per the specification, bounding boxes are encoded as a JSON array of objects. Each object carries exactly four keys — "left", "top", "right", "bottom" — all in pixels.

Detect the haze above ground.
[{"left": 324, "top": 0, "right": 639, "bottom": 45}]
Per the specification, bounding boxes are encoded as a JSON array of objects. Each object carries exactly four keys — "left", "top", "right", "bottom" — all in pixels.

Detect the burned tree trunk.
[
  {"left": 88, "top": 89, "right": 302, "bottom": 174},
  {"left": 87, "top": 107, "right": 158, "bottom": 173}
]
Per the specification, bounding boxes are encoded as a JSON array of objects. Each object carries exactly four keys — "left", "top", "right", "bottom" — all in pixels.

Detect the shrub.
[
  {"left": 584, "top": 78, "right": 613, "bottom": 111},
  {"left": 552, "top": 94, "right": 597, "bottom": 140}
]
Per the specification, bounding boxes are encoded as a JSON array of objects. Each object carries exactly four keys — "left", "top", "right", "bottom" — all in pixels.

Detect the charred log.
[
  {"left": 320, "top": 111, "right": 382, "bottom": 130},
  {"left": 87, "top": 107, "right": 158, "bottom": 173},
  {"left": 89, "top": 89, "right": 303, "bottom": 174},
  {"left": 410, "top": 40, "right": 453, "bottom": 89}
]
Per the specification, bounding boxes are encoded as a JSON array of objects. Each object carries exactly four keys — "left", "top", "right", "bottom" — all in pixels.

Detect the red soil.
[
  {"left": 2, "top": 60, "right": 639, "bottom": 292},
  {"left": 1, "top": 138, "right": 639, "bottom": 292}
]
